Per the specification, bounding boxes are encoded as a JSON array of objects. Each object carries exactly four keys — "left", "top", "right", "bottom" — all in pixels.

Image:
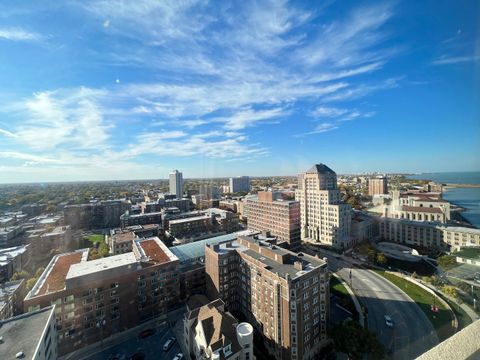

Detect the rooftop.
[
  {"left": 454, "top": 247, "right": 480, "bottom": 260},
  {"left": 112, "top": 230, "right": 137, "bottom": 244},
  {"left": 0, "top": 280, "right": 24, "bottom": 309},
  {"left": 66, "top": 252, "right": 137, "bottom": 281},
  {"left": 401, "top": 205, "right": 443, "bottom": 214},
  {"left": 306, "top": 163, "right": 336, "bottom": 175},
  {"left": 135, "top": 237, "right": 178, "bottom": 264},
  {"left": 0, "top": 306, "right": 55, "bottom": 360},
  {"left": 0, "top": 246, "right": 29, "bottom": 266}
]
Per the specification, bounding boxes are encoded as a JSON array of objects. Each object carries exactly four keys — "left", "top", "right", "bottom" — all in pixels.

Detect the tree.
[
  {"left": 376, "top": 253, "right": 387, "bottom": 265},
  {"left": 26, "top": 278, "right": 37, "bottom": 292},
  {"left": 367, "top": 249, "right": 377, "bottom": 263},
  {"left": 437, "top": 255, "right": 457, "bottom": 271},
  {"left": 441, "top": 285, "right": 459, "bottom": 299},
  {"left": 11, "top": 270, "right": 30, "bottom": 280},
  {"left": 422, "top": 276, "right": 431, "bottom": 283},
  {"left": 98, "top": 242, "right": 110, "bottom": 257},
  {"left": 412, "top": 271, "right": 418, "bottom": 279},
  {"left": 332, "top": 321, "right": 385, "bottom": 360}
]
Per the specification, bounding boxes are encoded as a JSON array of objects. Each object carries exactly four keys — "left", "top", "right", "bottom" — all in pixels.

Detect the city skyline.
[{"left": 0, "top": 0, "right": 478, "bottom": 183}]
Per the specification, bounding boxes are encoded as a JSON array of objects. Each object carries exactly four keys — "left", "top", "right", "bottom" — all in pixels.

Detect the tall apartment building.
[
  {"left": 245, "top": 191, "right": 301, "bottom": 250},
  {"left": 24, "top": 237, "right": 180, "bottom": 356},
  {"left": 205, "top": 233, "right": 330, "bottom": 360},
  {"left": 169, "top": 170, "right": 184, "bottom": 199},
  {"left": 64, "top": 200, "right": 131, "bottom": 230},
  {"left": 296, "top": 164, "right": 352, "bottom": 249},
  {"left": 0, "top": 306, "right": 57, "bottom": 360},
  {"left": 368, "top": 176, "right": 388, "bottom": 196},
  {"left": 229, "top": 176, "right": 250, "bottom": 193}
]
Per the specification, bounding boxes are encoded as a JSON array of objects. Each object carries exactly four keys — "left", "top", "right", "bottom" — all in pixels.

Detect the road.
[{"left": 304, "top": 246, "right": 439, "bottom": 359}]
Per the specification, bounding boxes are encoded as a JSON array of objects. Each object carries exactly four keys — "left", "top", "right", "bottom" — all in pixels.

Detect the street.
[{"left": 303, "top": 246, "right": 439, "bottom": 359}]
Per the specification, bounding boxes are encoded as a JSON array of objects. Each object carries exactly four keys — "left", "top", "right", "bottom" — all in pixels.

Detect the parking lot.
[{"left": 88, "top": 324, "right": 183, "bottom": 360}]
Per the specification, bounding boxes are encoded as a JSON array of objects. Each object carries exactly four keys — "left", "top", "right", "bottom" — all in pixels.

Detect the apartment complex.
[
  {"left": 24, "top": 237, "right": 180, "bottom": 356},
  {"left": 184, "top": 298, "right": 253, "bottom": 360},
  {"left": 0, "top": 306, "right": 57, "bottom": 360},
  {"left": 229, "top": 176, "right": 250, "bottom": 193},
  {"left": 120, "top": 211, "right": 162, "bottom": 228},
  {"left": 0, "top": 245, "right": 30, "bottom": 282},
  {"left": 368, "top": 176, "right": 388, "bottom": 196},
  {"left": 107, "top": 229, "right": 137, "bottom": 254},
  {"left": 245, "top": 191, "right": 301, "bottom": 250},
  {"left": 205, "top": 233, "right": 330, "bottom": 360},
  {"left": 296, "top": 164, "right": 352, "bottom": 249},
  {"left": 169, "top": 170, "right": 184, "bottom": 199},
  {"left": 64, "top": 200, "right": 131, "bottom": 230},
  {"left": 0, "top": 279, "right": 25, "bottom": 320},
  {"left": 382, "top": 190, "right": 451, "bottom": 223},
  {"left": 378, "top": 217, "right": 480, "bottom": 250}
]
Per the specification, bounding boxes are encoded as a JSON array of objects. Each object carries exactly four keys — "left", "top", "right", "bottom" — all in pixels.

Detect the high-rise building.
[
  {"left": 169, "top": 170, "right": 184, "bottom": 199},
  {"left": 229, "top": 176, "right": 250, "bottom": 193},
  {"left": 296, "top": 164, "right": 352, "bottom": 249},
  {"left": 245, "top": 191, "right": 301, "bottom": 249},
  {"left": 368, "top": 176, "right": 388, "bottom": 196},
  {"left": 205, "top": 233, "right": 330, "bottom": 360}
]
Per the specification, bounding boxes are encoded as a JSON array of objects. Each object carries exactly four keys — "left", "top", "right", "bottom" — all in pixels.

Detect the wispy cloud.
[
  {"left": 0, "top": 28, "right": 42, "bottom": 41},
  {"left": 432, "top": 55, "right": 480, "bottom": 65},
  {"left": 0, "top": 128, "right": 18, "bottom": 138}
]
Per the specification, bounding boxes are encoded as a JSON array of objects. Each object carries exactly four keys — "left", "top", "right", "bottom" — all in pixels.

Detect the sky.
[{"left": 0, "top": 0, "right": 479, "bottom": 183}]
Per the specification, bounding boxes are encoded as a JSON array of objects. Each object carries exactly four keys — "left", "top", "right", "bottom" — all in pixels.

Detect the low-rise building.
[
  {"left": 0, "top": 279, "right": 25, "bottom": 320},
  {"left": 120, "top": 211, "right": 162, "bottom": 228},
  {"left": 107, "top": 229, "right": 138, "bottom": 255},
  {"left": 0, "top": 245, "right": 30, "bottom": 282},
  {"left": 454, "top": 247, "right": 480, "bottom": 267},
  {"left": 24, "top": 237, "right": 180, "bottom": 356},
  {"left": 184, "top": 298, "right": 253, "bottom": 360},
  {"left": 0, "top": 305, "right": 57, "bottom": 360},
  {"left": 0, "top": 225, "right": 25, "bottom": 248},
  {"left": 38, "top": 226, "right": 72, "bottom": 255}
]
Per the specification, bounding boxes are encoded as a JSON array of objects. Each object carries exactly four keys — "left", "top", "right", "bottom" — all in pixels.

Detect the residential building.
[
  {"left": 169, "top": 170, "right": 184, "bottom": 199},
  {"left": 120, "top": 211, "right": 162, "bottom": 228},
  {"left": 107, "top": 229, "right": 138, "bottom": 254},
  {"left": 64, "top": 200, "right": 131, "bottom": 230},
  {"left": 37, "top": 226, "right": 72, "bottom": 255},
  {"left": 199, "top": 183, "right": 221, "bottom": 200},
  {"left": 296, "top": 164, "right": 352, "bottom": 249},
  {"left": 24, "top": 237, "right": 180, "bottom": 356},
  {"left": 350, "top": 211, "right": 378, "bottom": 244},
  {"left": 0, "top": 279, "right": 25, "bottom": 320},
  {"left": 205, "top": 233, "right": 330, "bottom": 360},
  {"left": 0, "top": 306, "right": 57, "bottom": 360},
  {"left": 245, "top": 191, "right": 301, "bottom": 249},
  {"left": 219, "top": 200, "right": 238, "bottom": 212},
  {"left": 0, "top": 225, "right": 25, "bottom": 248},
  {"left": 125, "top": 223, "right": 160, "bottom": 238},
  {"left": 0, "top": 245, "right": 30, "bottom": 282},
  {"left": 229, "top": 176, "right": 250, "bottom": 193},
  {"left": 368, "top": 176, "right": 388, "bottom": 196},
  {"left": 21, "top": 204, "right": 47, "bottom": 216},
  {"left": 165, "top": 198, "right": 191, "bottom": 212},
  {"left": 184, "top": 298, "right": 253, "bottom": 360}
]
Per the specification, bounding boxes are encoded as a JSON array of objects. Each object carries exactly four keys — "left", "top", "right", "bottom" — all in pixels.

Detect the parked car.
[
  {"left": 172, "top": 354, "right": 184, "bottom": 360},
  {"left": 384, "top": 315, "right": 394, "bottom": 327},
  {"left": 138, "top": 328, "right": 156, "bottom": 339},
  {"left": 163, "top": 337, "right": 176, "bottom": 351}
]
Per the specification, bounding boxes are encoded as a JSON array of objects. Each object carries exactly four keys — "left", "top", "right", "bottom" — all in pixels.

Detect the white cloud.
[
  {"left": 432, "top": 55, "right": 480, "bottom": 65},
  {"left": 0, "top": 128, "right": 17, "bottom": 138},
  {"left": 0, "top": 28, "right": 42, "bottom": 41}
]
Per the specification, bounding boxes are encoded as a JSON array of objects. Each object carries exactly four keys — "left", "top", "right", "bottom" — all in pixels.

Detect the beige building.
[
  {"left": 368, "top": 177, "right": 388, "bottom": 196},
  {"left": 184, "top": 298, "right": 253, "bottom": 360},
  {"left": 205, "top": 233, "right": 330, "bottom": 360},
  {"left": 296, "top": 164, "right": 352, "bottom": 249},
  {"left": 245, "top": 191, "right": 301, "bottom": 249},
  {"left": 107, "top": 229, "right": 138, "bottom": 255}
]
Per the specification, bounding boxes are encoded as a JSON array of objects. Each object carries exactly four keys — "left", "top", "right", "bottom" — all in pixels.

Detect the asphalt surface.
[{"left": 304, "top": 246, "right": 439, "bottom": 359}]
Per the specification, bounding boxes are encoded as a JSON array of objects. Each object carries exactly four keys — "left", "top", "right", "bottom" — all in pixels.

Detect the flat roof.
[
  {"left": 402, "top": 205, "right": 443, "bottom": 214},
  {"left": 169, "top": 214, "right": 211, "bottom": 224},
  {"left": 112, "top": 230, "right": 137, "bottom": 243},
  {"left": 135, "top": 237, "right": 178, "bottom": 264},
  {"left": 66, "top": 252, "right": 137, "bottom": 280},
  {"left": 0, "top": 306, "right": 54, "bottom": 360},
  {"left": 455, "top": 247, "right": 480, "bottom": 260},
  {"left": 0, "top": 280, "right": 24, "bottom": 309}
]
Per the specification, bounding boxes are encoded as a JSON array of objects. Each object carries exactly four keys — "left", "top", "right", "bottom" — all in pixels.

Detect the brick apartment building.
[
  {"left": 205, "top": 233, "right": 330, "bottom": 360},
  {"left": 24, "top": 237, "right": 180, "bottom": 356},
  {"left": 245, "top": 191, "right": 301, "bottom": 250}
]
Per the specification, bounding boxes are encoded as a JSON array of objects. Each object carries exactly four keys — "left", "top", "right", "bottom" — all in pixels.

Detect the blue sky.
[{"left": 0, "top": 0, "right": 478, "bottom": 183}]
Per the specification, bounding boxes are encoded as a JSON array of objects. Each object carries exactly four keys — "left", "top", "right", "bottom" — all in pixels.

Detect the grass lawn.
[
  {"left": 374, "top": 270, "right": 455, "bottom": 342},
  {"left": 331, "top": 276, "right": 358, "bottom": 321},
  {"left": 444, "top": 298, "right": 472, "bottom": 331},
  {"left": 331, "top": 276, "right": 350, "bottom": 297},
  {"left": 86, "top": 234, "right": 104, "bottom": 243}
]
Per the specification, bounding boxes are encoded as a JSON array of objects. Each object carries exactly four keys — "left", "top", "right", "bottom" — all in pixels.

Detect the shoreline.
[{"left": 444, "top": 183, "right": 480, "bottom": 189}]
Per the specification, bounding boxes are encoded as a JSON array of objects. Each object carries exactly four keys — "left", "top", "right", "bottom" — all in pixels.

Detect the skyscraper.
[
  {"left": 296, "top": 164, "right": 352, "bottom": 249},
  {"left": 229, "top": 176, "right": 250, "bottom": 193},
  {"left": 169, "top": 170, "right": 183, "bottom": 199},
  {"left": 368, "top": 176, "right": 388, "bottom": 196}
]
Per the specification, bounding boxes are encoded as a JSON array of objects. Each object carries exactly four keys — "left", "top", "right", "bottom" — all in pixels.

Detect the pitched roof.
[{"left": 306, "top": 163, "right": 336, "bottom": 174}]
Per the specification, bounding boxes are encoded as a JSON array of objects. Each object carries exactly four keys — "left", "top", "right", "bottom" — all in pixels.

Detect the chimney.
[{"left": 294, "top": 261, "right": 304, "bottom": 271}]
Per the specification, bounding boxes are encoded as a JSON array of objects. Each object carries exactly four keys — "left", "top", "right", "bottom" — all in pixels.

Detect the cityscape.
[{"left": 0, "top": 1, "right": 479, "bottom": 360}]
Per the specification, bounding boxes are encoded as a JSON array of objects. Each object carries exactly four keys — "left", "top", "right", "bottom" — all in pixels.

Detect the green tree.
[
  {"left": 422, "top": 276, "right": 431, "bottom": 283},
  {"left": 441, "top": 285, "right": 459, "bottom": 299},
  {"left": 437, "top": 255, "right": 457, "bottom": 271},
  {"left": 10, "top": 270, "right": 30, "bottom": 280},
  {"left": 98, "top": 242, "right": 110, "bottom": 258},
  {"left": 26, "top": 278, "right": 37, "bottom": 292},
  {"left": 376, "top": 253, "right": 387, "bottom": 265},
  {"left": 332, "top": 321, "right": 385, "bottom": 360}
]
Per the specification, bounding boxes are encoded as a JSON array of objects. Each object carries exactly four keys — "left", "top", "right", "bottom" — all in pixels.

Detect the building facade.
[
  {"left": 229, "top": 176, "right": 250, "bottom": 193},
  {"left": 0, "top": 279, "right": 25, "bottom": 320},
  {"left": 64, "top": 200, "right": 131, "bottom": 230},
  {"left": 169, "top": 170, "right": 184, "bottom": 199},
  {"left": 368, "top": 177, "right": 388, "bottom": 196},
  {"left": 205, "top": 233, "right": 330, "bottom": 360},
  {"left": 245, "top": 191, "right": 301, "bottom": 250},
  {"left": 296, "top": 164, "right": 352, "bottom": 249}
]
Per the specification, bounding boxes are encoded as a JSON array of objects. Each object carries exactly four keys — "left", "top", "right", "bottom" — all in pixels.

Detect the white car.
[
  {"left": 384, "top": 315, "right": 394, "bottom": 327},
  {"left": 172, "top": 354, "right": 184, "bottom": 360}
]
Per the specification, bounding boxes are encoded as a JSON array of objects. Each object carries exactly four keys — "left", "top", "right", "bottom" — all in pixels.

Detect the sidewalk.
[{"left": 332, "top": 273, "right": 365, "bottom": 327}]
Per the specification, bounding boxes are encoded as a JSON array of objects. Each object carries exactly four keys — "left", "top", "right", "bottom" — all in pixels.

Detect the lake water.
[{"left": 407, "top": 172, "right": 480, "bottom": 228}]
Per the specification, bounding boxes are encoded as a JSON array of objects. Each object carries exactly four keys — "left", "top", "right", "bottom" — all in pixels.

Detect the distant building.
[
  {"left": 427, "top": 182, "right": 444, "bottom": 193},
  {"left": 0, "top": 279, "right": 25, "bottom": 320},
  {"left": 218, "top": 199, "right": 237, "bottom": 212},
  {"left": 454, "top": 247, "right": 480, "bottom": 267},
  {"left": 24, "top": 237, "right": 180, "bottom": 356},
  {"left": 368, "top": 176, "right": 388, "bottom": 196},
  {"left": 0, "top": 306, "right": 57, "bottom": 360},
  {"left": 64, "top": 200, "right": 131, "bottom": 230},
  {"left": 0, "top": 245, "right": 30, "bottom": 282},
  {"left": 205, "top": 233, "right": 330, "bottom": 360},
  {"left": 199, "top": 184, "right": 221, "bottom": 200},
  {"left": 120, "top": 211, "right": 162, "bottom": 228},
  {"left": 0, "top": 225, "right": 25, "bottom": 248},
  {"left": 21, "top": 203, "right": 46, "bottom": 217},
  {"left": 245, "top": 191, "right": 301, "bottom": 249},
  {"left": 169, "top": 170, "right": 184, "bottom": 199},
  {"left": 165, "top": 198, "right": 191, "bottom": 212},
  {"left": 296, "top": 164, "right": 352, "bottom": 249},
  {"left": 38, "top": 226, "right": 72, "bottom": 255},
  {"left": 184, "top": 298, "right": 253, "bottom": 360},
  {"left": 229, "top": 176, "right": 250, "bottom": 193}
]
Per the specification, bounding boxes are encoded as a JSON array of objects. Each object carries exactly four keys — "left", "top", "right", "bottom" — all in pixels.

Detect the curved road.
[{"left": 304, "top": 246, "right": 439, "bottom": 359}]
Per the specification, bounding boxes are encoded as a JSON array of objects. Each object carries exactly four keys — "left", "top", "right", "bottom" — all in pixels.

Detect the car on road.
[
  {"left": 163, "top": 337, "right": 176, "bottom": 351},
  {"left": 172, "top": 354, "right": 184, "bottom": 360},
  {"left": 384, "top": 315, "right": 394, "bottom": 327},
  {"left": 138, "top": 328, "right": 156, "bottom": 339}
]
